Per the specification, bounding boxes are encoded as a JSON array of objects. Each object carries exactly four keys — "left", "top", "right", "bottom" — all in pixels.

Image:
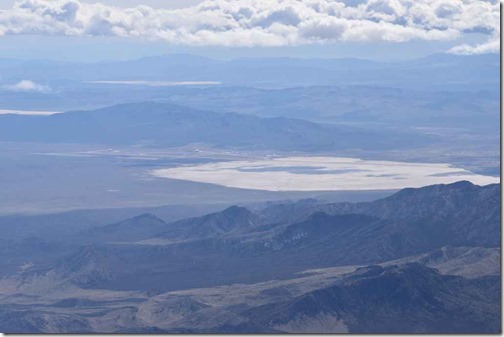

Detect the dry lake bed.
[{"left": 151, "top": 156, "right": 500, "bottom": 191}]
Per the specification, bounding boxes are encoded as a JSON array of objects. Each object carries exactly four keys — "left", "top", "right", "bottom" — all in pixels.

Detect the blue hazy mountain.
[
  {"left": 0, "top": 101, "right": 431, "bottom": 150},
  {"left": 0, "top": 53, "right": 498, "bottom": 90}
]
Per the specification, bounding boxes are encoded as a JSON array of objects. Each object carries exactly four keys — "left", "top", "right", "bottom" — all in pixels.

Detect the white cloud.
[
  {"left": 3, "top": 80, "right": 52, "bottom": 93},
  {"left": 0, "top": 0, "right": 499, "bottom": 52},
  {"left": 448, "top": 36, "right": 499, "bottom": 55}
]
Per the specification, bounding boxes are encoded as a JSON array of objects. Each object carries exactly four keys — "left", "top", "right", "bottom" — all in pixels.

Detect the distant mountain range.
[
  {"left": 0, "top": 101, "right": 432, "bottom": 151},
  {"left": 0, "top": 53, "right": 498, "bottom": 90},
  {"left": 155, "top": 85, "right": 499, "bottom": 130},
  {"left": 0, "top": 181, "right": 499, "bottom": 333}
]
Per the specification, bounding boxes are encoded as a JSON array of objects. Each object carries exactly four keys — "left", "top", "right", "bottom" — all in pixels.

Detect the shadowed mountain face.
[
  {"left": 262, "top": 181, "right": 501, "bottom": 248},
  {"left": 248, "top": 263, "right": 500, "bottom": 333},
  {"left": 0, "top": 181, "right": 500, "bottom": 333},
  {"left": 159, "top": 206, "right": 262, "bottom": 242},
  {"left": 82, "top": 213, "right": 167, "bottom": 243},
  {"left": 14, "top": 182, "right": 501, "bottom": 289}
]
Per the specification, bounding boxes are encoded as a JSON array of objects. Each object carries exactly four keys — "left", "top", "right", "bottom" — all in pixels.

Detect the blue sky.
[{"left": 0, "top": 0, "right": 499, "bottom": 62}]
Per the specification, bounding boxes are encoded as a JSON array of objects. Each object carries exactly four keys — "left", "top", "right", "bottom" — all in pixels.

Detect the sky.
[
  {"left": 0, "top": 0, "right": 205, "bottom": 9},
  {"left": 0, "top": 0, "right": 499, "bottom": 62}
]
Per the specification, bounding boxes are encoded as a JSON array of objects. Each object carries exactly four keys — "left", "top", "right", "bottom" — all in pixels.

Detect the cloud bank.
[
  {"left": 2, "top": 80, "right": 52, "bottom": 93},
  {"left": 0, "top": 0, "right": 499, "bottom": 53}
]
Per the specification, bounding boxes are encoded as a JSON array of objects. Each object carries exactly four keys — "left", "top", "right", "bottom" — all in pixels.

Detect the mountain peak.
[
  {"left": 176, "top": 206, "right": 258, "bottom": 240},
  {"left": 446, "top": 180, "right": 475, "bottom": 189},
  {"left": 109, "top": 213, "right": 166, "bottom": 229},
  {"left": 387, "top": 180, "right": 478, "bottom": 200},
  {"left": 82, "top": 213, "right": 167, "bottom": 243},
  {"left": 129, "top": 213, "right": 166, "bottom": 224},
  {"left": 222, "top": 205, "right": 253, "bottom": 217}
]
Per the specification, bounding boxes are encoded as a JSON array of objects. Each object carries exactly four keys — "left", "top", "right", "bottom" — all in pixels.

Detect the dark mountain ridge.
[
  {"left": 82, "top": 213, "right": 167, "bottom": 243},
  {"left": 247, "top": 263, "right": 500, "bottom": 333},
  {"left": 1, "top": 181, "right": 500, "bottom": 333},
  {"left": 20, "top": 181, "right": 499, "bottom": 293},
  {"left": 152, "top": 205, "right": 263, "bottom": 242},
  {"left": 261, "top": 181, "right": 501, "bottom": 247}
]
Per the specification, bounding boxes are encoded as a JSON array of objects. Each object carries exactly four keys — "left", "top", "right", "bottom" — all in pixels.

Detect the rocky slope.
[{"left": 0, "top": 181, "right": 500, "bottom": 333}]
